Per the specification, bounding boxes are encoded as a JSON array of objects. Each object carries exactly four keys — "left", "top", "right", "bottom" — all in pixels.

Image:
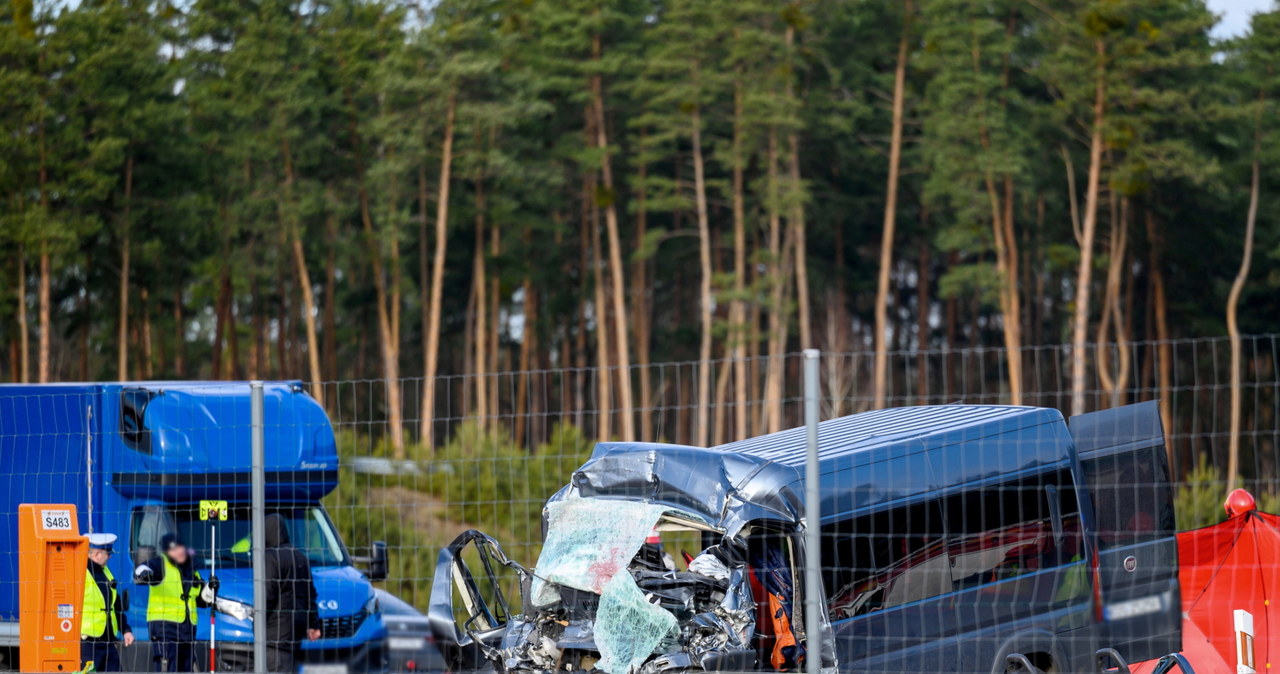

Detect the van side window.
[
  {"left": 943, "top": 470, "right": 1082, "bottom": 590},
  {"left": 1083, "top": 446, "right": 1174, "bottom": 549},
  {"left": 823, "top": 500, "right": 948, "bottom": 621}
]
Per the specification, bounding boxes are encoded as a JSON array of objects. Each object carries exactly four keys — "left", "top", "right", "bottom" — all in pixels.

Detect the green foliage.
[
  {"left": 326, "top": 422, "right": 595, "bottom": 610},
  {"left": 1174, "top": 453, "right": 1227, "bottom": 531}
]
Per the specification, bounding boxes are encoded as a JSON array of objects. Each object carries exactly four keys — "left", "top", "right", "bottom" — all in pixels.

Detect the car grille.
[{"left": 320, "top": 609, "right": 368, "bottom": 639}]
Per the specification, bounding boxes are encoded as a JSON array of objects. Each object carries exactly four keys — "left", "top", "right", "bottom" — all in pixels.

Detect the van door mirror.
[{"left": 368, "top": 540, "right": 388, "bottom": 581}]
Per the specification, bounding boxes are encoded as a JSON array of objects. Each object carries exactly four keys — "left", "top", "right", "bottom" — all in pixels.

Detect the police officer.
[
  {"left": 134, "top": 534, "right": 216, "bottom": 672},
  {"left": 82, "top": 533, "right": 134, "bottom": 672}
]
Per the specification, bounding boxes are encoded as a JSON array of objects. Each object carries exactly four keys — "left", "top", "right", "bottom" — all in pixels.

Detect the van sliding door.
[{"left": 1070, "top": 401, "right": 1180, "bottom": 664}]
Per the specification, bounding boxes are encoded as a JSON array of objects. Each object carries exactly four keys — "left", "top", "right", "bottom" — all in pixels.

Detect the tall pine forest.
[{"left": 2, "top": 0, "right": 1279, "bottom": 464}]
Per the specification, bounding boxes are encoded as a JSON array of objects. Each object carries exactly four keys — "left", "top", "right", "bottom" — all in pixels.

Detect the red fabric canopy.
[{"left": 1133, "top": 504, "right": 1280, "bottom": 673}]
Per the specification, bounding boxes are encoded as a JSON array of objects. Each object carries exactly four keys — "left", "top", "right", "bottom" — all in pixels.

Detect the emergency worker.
[
  {"left": 134, "top": 533, "right": 217, "bottom": 672},
  {"left": 82, "top": 533, "right": 134, "bottom": 672}
]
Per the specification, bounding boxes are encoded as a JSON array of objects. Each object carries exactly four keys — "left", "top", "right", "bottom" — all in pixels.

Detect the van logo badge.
[{"left": 1123, "top": 556, "right": 1138, "bottom": 573}]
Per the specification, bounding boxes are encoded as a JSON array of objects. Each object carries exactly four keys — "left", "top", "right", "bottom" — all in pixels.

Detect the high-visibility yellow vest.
[
  {"left": 82, "top": 565, "right": 118, "bottom": 639},
  {"left": 146, "top": 557, "right": 200, "bottom": 625}
]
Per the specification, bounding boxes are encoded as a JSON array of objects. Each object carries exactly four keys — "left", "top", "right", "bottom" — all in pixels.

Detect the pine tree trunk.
[
  {"left": 590, "top": 33, "right": 634, "bottom": 441},
  {"left": 1071, "top": 38, "right": 1107, "bottom": 417},
  {"left": 213, "top": 265, "right": 231, "bottom": 379},
  {"left": 228, "top": 274, "right": 241, "bottom": 379},
  {"left": 141, "top": 288, "right": 153, "bottom": 379},
  {"left": 873, "top": 0, "right": 911, "bottom": 409},
  {"left": 1227, "top": 111, "right": 1262, "bottom": 491},
  {"left": 515, "top": 277, "right": 534, "bottom": 446},
  {"left": 763, "top": 128, "right": 785, "bottom": 434},
  {"left": 118, "top": 153, "right": 133, "bottom": 379},
  {"left": 1096, "top": 189, "right": 1118, "bottom": 403},
  {"left": 1104, "top": 198, "right": 1130, "bottom": 407},
  {"left": 916, "top": 233, "right": 930, "bottom": 404},
  {"left": 1146, "top": 210, "right": 1173, "bottom": 447},
  {"left": 357, "top": 146, "right": 404, "bottom": 457},
  {"left": 473, "top": 181, "right": 489, "bottom": 428},
  {"left": 17, "top": 249, "right": 29, "bottom": 383},
  {"left": 632, "top": 151, "right": 653, "bottom": 442},
  {"left": 173, "top": 288, "right": 185, "bottom": 377},
  {"left": 79, "top": 265, "right": 90, "bottom": 380},
  {"left": 250, "top": 278, "right": 263, "bottom": 379},
  {"left": 731, "top": 71, "right": 749, "bottom": 441},
  {"left": 488, "top": 219, "right": 501, "bottom": 425},
  {"left": 38, "top": 242, "right": 50, "bottom": 383},
  {"left": 713, "top": 349, "right": 733, "bottom": 445},
  {"left": 282, "top": 138, "right": 324, "bottom": 405},
  {"left": 420, "top": 93, "right": 455, "bottom": 448},
  {"left": 786, "top": 25, "right": 811, "bottom": 352},
  {"left": 323, "top": 187, "right": 338, "bottom": 384},
  {"left": 692, "top": 102, "right": 713, "bottom": 447},
  {"left": 587, "top": 166, "right": 612, "bottom": 441},
  {"left": 37, "top": 90, "right": 50, "bottom": 383}
]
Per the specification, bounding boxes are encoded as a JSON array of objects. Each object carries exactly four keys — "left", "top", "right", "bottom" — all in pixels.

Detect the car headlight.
[
  {"left": 364, "top": 595, "right": 380, "bottom": 616},
  {"left": 214, "top": 597, "right": 253, "bottom": 622}
]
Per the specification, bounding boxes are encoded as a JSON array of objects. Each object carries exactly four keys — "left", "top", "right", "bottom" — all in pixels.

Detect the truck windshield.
[{"left": 132, "top": 504, "right": 349, "bottom": 568}]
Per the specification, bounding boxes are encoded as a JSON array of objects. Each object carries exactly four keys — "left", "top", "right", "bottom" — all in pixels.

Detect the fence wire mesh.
[{"left": 1, "top": 334, "right": 1276, "bottom": 673}]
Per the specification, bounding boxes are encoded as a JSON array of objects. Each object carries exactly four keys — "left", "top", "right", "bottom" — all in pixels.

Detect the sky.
[{"left": 1208, "top": 0, "right": 1273, "bottom": 38}]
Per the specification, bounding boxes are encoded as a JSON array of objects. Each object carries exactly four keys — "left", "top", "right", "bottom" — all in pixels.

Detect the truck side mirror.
[{"left": 368, "top": 541, "right": 388, "bottom": 582}]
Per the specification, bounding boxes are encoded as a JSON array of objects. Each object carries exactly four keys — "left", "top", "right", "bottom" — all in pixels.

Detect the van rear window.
[{"left": 1083, "top": 446, "right": 1175, "bottom": 549}]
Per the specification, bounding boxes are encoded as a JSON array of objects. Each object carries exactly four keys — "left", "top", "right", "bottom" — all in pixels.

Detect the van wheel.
[
  {"left": 1027, "top": 652, "right": 1056, "bottom": 673},
  {"left": 1002, "top": 650, "right": 1058, "bottom": 673}
]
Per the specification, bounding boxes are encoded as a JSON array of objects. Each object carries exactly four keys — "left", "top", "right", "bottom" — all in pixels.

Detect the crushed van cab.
[{"left": 429, "top": 444, "right": 833, "bottom": 674}]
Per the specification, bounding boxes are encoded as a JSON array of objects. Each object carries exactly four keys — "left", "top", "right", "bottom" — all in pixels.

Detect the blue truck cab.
[{"left": 0, "top": 382, "right": 388, "bottom": 672}]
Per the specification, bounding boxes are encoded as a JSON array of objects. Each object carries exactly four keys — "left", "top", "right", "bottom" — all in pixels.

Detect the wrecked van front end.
[{"left": 428, "top": 443, "right": 836, "bottom": 674}]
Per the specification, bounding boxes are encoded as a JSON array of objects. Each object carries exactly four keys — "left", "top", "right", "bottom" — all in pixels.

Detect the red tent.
[{"left": 1133, "top": 490, "right": 1280, "bottom": 674}]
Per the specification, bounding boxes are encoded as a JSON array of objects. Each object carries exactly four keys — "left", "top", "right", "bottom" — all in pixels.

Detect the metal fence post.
[
  {"left": 250, "top": 381, "right": 267, "bottom": 673},
  {"left": 803, "top": 349, "right": 823, "bottom": 674}
]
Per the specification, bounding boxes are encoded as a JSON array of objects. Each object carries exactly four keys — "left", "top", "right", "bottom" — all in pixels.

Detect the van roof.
[
  {"left": 569, "top": 404, "right": 1071, "bottom": 533},
  {"left": 714, "top": 404, "right": 1060, "bottom": 467}
]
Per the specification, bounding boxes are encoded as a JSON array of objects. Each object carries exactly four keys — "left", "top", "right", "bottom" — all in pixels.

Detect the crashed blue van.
[{"left": 430, "top": 402, "right": 1179, "bottom": 673}]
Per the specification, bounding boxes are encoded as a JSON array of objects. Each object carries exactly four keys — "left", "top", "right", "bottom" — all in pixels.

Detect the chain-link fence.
[{"left": 3, "top": 335, "right": 1277, "bottom": 673}]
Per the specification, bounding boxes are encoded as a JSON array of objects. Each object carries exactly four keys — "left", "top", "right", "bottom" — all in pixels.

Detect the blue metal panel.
[
  {"left": 99, "top": 381, "right": 339, "bottom": 501},
  {"left": 0, "top": 384, "right": 100, "bottom": 621},
  {"left": 717, "top": 404, "right": 1054, "bottom": 467},
  {"left": 712, "top": 405, "right": 1072, "bottom": 517}
]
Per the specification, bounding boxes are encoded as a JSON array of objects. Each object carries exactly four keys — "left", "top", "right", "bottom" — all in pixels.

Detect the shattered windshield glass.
[
  {"left": 514, "top": 497, "right": 762, "bottom": 674},
  {"left": 531, "top": 497, "right": 672, "bottom": 607}
]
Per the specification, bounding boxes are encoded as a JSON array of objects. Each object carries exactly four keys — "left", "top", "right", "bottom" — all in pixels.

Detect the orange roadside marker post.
[{"left": 17, "top": 504, "right": 88, "bottom": 673}]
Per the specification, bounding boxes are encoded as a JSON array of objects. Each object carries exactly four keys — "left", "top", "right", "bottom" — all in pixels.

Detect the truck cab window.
[
  {"left": 120, "top": 388, "right": 156, "bottom": 453},
  {"left": 131, "top": 504, "right": 350, "bottom": 567},
  {"left": 131, "top": 505, "right": 177, "bottom": 566}
]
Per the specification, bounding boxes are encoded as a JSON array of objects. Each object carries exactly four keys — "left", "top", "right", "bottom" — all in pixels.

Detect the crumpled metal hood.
[{"left": 552, "top": 442, "right": 804, "bottom": 537}]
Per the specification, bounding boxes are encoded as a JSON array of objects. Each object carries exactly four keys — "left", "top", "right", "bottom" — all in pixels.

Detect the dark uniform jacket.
[{"left": 263, "top": 513, "right": 322, "bottom": 645}]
